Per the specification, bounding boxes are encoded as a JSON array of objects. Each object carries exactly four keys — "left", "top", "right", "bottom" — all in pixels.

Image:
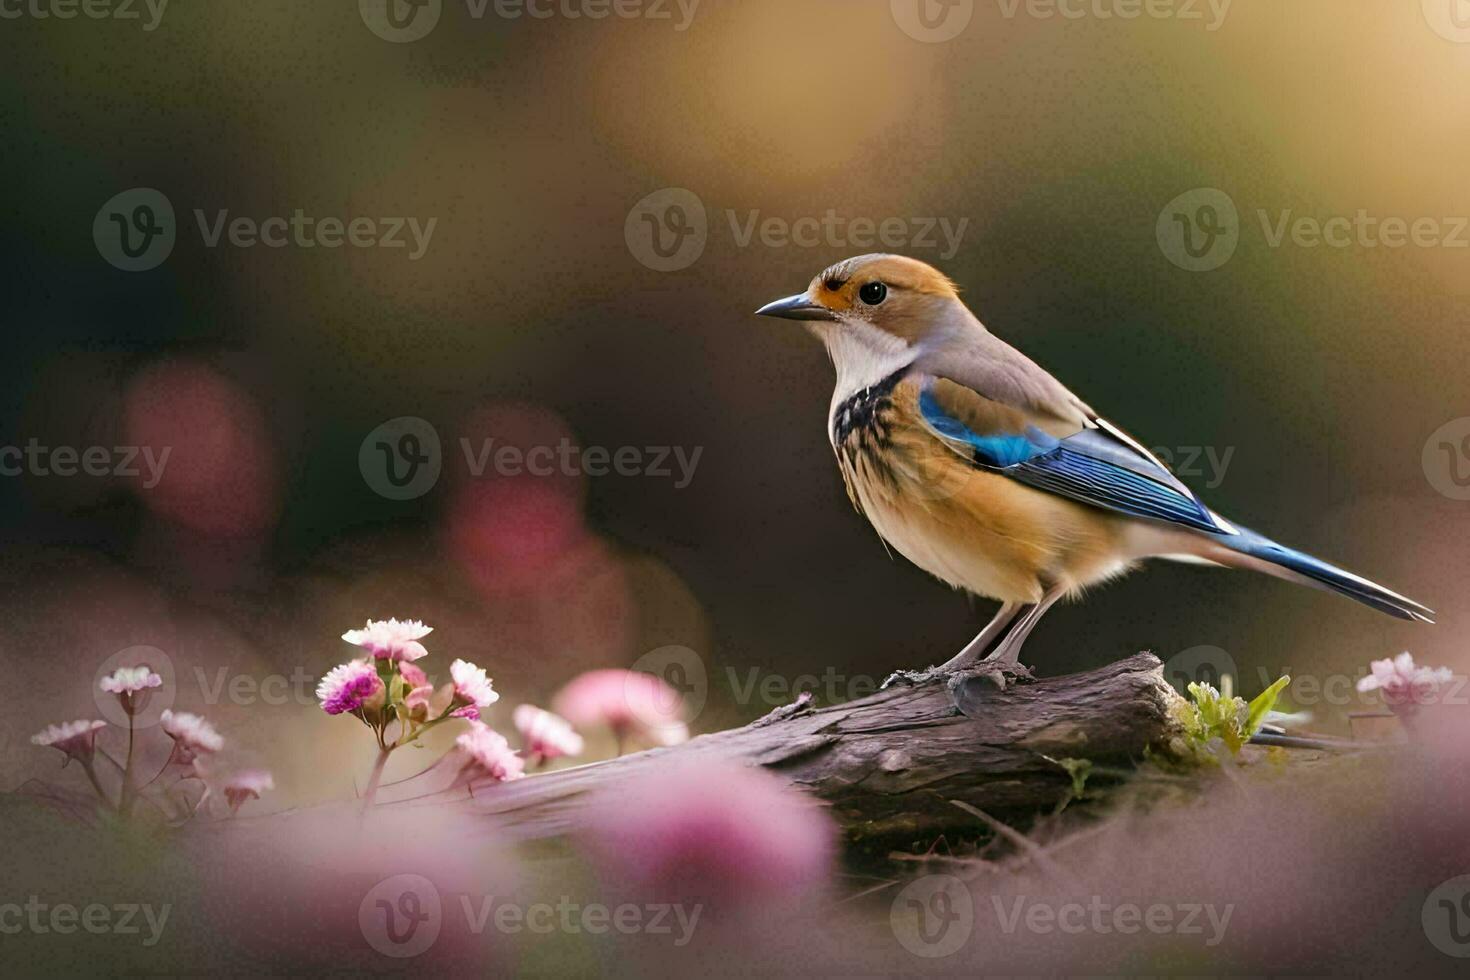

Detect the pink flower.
[
  {"left": 100, "top": 665, "right": 163, "bottom": 716},
  {"left": 1357, "top": 652, "right": 1456, "bottom": 707},
  {"left": 316, "top": 659, "right": 386, "bottom": 716},
  {"left": 399, "top": 661, "right": 428, "bottom": 688},
  {"left": 160, "top": 710, "right": 224, "bottom": 762},
  {"left": 341, "top": 618, "right": 432, "bottom": 663},
  {"left": 455, "top": 722, "right": 525, "bottom": 783},
  {"left": 583, "top": 761, "right": 833, "bottom": 907},
  {"left": 552, "top": 669, "right": 689, "bottom": 749},
  {"left": 513, "top": 704, "right": 584, "bottom": 762},
  {"left": 31, "top": 720, "right": 107, "bottom": 765},
  {"left": 222, "top": 770, "right": 274, "bottom": 812},
  {"left": 450, "top": 659, "right": 499, "bottom": 719}
]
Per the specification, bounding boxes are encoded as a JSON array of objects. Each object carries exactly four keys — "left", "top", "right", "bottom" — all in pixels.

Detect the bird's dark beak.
[{"left": 754, "top": 291, "right": 838, "bottom": 322}]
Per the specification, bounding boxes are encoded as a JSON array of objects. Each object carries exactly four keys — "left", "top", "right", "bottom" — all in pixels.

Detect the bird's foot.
[
  {"left": 949, "top": 657, "right": 1035, "bottom": 692},
  {"left": 881, "top": 666, "right": 946, "bottom": 689},
  {"left": 881, "top": 658, "right": 1035, "bottom": 691}
]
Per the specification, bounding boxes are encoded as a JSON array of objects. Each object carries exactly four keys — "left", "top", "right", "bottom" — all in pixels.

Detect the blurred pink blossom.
[
  {"left": 1357, "top": 652, "right": 1455, "bottom": 707},
  {"left": 222, "top": 770, "right": 274, "bottom": 813},
  {"left": 455, "top": 722, "right": 525, "bottom": 784},
  {"left": 31, "top": 719, "right": 107, "bottom": 765},
  {"left": 316, "top": 659, "right": 386, "bottom": 716},
  {"left": 513, "top": 704, "right": 584, "bottom": 763},
  {"left": 583, "top": 761, "right": 834, "bottom": 906},
  {"left": 341, "top": 618, "right": 433, "bottom": 662},
  {"left": 160, "top": 710, "right": 224, "bottom": 762},
  {"left": 553, "top": 669, "right": 689, "bottom": 750}
]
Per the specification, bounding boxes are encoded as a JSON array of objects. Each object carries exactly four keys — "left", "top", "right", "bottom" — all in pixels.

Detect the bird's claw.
[
  {"left": 881, "top": 667, "right": 940, "bottom": 689},
  {"left": 951, "top": 659, "right": 1035, "bottom": 692},
  {"left": 882, "top": 659, "right": 1035, "bottom": 691}
]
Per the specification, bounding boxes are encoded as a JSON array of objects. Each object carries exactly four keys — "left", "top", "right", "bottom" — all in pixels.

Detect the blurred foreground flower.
[
  {"left": 553, "top": 669, "right": 689, "bottom": 754},
  {"left": 318, "top": 619, "right": 518, "bottom": 813},
  {"left": 513, "top": 704, "right": 584, "bottom": 767},
  {"left": 1357, "top": 652, "right": 1455, "bottom": 709},
  {"left": 583, "top": 761, "right": 834, "bottom": 908}
]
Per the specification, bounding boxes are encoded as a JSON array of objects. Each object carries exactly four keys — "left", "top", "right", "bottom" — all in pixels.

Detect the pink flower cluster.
[
  {"left": 32, "top": 665, "right": 271, "bottom": 823},
  {"left": 1358, "top": 652, "right": 1456, "bottom": 709},
  {"left": 319, "top": 619, "right": 521, "bottom": 809}
]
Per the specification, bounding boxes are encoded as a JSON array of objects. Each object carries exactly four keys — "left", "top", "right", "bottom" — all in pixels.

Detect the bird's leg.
[
  {"left": 882, "top": 601, "right": 1026, "bottom": 688},
  {"left": 967, "top": 587, "right": 1066, "bottom": 688},
  {"left": 937, "top": 601, "right": 1026, "bottom": 672}
]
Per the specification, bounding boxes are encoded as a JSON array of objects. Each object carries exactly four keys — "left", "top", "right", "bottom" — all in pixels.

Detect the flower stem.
[
  {"left": 119, "top": 715, "right": 137, "bottom": 818},
  {"left": 359, "top": 745, "right": 393, "bottom": 817},
  {"left": 79, "top": 758, "right": 112, "bottom": 810}
]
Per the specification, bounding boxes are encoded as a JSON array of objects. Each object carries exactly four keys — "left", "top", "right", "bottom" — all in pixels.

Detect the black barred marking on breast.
[{"left": 831, "top": 366, "right": 909, "bottom": 449}]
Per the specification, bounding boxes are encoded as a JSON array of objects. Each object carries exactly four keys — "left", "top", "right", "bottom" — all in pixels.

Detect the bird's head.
[{"left": 754, "top": 253, "right": 965, "bottom": 348}]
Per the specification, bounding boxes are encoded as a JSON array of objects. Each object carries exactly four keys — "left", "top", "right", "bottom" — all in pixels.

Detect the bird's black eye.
[{"left": 859, "top": 281, "right": 887, "bottom": 305}]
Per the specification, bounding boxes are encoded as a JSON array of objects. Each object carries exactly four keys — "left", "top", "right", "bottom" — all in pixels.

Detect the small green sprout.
[{"left": 1171, "top": 674, "right": 1291, "bottom": 759}]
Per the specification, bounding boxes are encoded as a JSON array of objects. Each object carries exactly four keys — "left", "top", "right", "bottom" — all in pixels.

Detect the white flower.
[{"left": 341, "top": 618, "right": 433, "bottom": 662}]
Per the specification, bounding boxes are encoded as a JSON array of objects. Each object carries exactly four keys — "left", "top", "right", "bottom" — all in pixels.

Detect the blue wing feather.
[{"left": 918, "top": 380, "right": 1230, "bottom": 535}]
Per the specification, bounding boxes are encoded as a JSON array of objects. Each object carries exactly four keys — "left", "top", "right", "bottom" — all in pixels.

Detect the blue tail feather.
[{"left": 1219, "top": 526, "right": 1434, "bottom": 623}]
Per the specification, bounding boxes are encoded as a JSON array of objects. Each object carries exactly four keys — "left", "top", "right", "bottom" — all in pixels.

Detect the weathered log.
[{"left": 466, "top": 652, "right": 1186, "bottom": 844}]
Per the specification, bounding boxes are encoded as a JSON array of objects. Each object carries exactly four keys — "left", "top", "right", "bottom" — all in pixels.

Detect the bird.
[{"left": 755, "top": 253, "right": 1432, "bottom": 683}]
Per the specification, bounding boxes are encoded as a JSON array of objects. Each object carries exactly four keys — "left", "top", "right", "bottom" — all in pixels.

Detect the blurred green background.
[{"left": 2, "top": 1, "right": 1467, "bottom": 803}]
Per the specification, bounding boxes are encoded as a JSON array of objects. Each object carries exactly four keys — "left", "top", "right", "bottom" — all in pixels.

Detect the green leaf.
[{"left": 1245, "top": 675, "right": 1291, "bottom": 738}]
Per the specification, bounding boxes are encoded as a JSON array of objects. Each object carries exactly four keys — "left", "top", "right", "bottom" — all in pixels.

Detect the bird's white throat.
[{"left": 815, "top": 319, "right": 918, "bottom": 429}]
